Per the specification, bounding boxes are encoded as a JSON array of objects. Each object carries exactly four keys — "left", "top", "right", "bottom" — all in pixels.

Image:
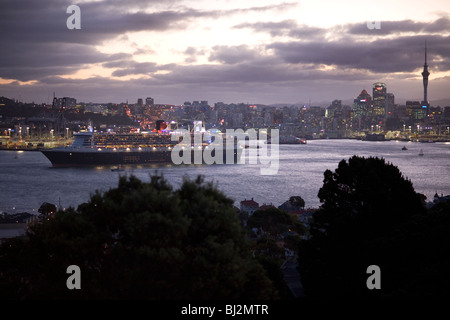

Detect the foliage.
[
  {"left": 38, "top": 202, "right": 57, "bottom": 216},
  {"left": 289, "top": 196, "right": 305, "bottom": 209},
  {"left": 0, "top": 174, "right": 277, "bottom": 299},
  {"left": 245, "top": 207, "right": 306, "bottom": 299},
  {"left": 296, "top": 156, "right": 450, "bottom": 298},
  {"left": 247, "top": 207, "right": 303, "bottom": 237}
]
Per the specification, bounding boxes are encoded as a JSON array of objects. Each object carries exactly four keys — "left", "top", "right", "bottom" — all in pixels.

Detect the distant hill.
[
  {"left": 0, "top": 96, "right": 17, "bottom": 106},
  {"left": 0, "top": 212, "right": 34, "bottom": 223},
  {"left": 273, "top": 97, "right": 450, "bottom": 108},
  {"left": 430, "top": 98, "right": 450, "bottom": 107}
]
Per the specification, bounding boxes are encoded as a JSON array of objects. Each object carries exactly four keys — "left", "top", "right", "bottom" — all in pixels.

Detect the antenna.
[{"left": 424, "top": 40, "right": 428, "bottom": 65}]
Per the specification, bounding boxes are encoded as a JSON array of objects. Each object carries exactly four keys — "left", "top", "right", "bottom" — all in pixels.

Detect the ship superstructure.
[{"left": 41, "top": 126, "right": 242, "bottom": 167}]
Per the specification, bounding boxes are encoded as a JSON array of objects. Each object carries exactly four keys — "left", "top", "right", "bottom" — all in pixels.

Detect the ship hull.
[{"left": 41, "top": 148, "right": 242, "bottom": 167}]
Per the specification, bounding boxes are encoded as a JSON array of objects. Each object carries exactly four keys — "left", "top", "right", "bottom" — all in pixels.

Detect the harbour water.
[{"left": 0, "top": 139, "right": 449, "bottom": 214}]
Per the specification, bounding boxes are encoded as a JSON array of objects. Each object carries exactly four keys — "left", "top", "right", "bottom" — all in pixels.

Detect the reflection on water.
[{"left": 1, "top": 139, "right": 449, "bottom": 213}]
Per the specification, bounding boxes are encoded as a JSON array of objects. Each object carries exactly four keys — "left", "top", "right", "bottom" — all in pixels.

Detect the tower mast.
[{"left": 421, "top": 41, "right": 430, "bottom": 108}]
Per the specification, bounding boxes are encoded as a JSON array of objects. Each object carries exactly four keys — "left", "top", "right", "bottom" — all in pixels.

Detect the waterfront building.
[
  {"left": 240, "top": 198, "right": 259, "bottom": 216},
  {"left": 52, "top": 96, "right": 77, "bottom": 109},
  {"left": 406, "top": 101, "right": 426, "bottom": 120}
]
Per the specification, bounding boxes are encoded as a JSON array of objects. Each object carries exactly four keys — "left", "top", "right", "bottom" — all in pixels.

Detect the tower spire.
[
  {"left": 421, "top": 41, "right": 430, "bottom": 109},
  {"left": 424, "top": 40, "right": 427, "bottom": 65}
]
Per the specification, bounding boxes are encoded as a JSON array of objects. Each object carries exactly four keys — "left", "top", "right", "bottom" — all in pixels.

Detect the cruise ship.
[{"left": 41, "top": 123, "right": 243, "bottom": 167}]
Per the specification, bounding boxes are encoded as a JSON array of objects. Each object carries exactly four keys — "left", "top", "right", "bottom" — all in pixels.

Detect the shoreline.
[{"left": 1, "top": 136, "right": 449, "bottom": 152}]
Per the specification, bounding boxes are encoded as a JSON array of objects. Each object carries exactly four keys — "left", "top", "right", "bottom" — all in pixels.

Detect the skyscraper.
[
  {"left": 353, "top": 89, "right": 372, "bottom": 118},
  {"left": 145, "top": 97, "right": 154, "bottom": 107},
  {"left": 373, "top": 82, "right": 387, "bottom": 116},
  {"left": 421, "top": 41, "right": 430, "bottom": 110},
  {"left": 386, "top": 93, "right": 395, "bottom": 118},
  {"left": 352, "top": 89, "right": 372, "bottom": 130}
]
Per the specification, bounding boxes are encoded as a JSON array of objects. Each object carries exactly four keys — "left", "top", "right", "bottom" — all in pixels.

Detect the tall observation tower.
[{"left": 421, "top": 41, "right": 430, "bottom": 109}]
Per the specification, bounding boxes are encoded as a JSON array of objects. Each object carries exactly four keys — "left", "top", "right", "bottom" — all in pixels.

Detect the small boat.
[
  {"left": 111, "top": 165, "right": 124, "bottom": 172},
  {"left": 419, "top": 149, "right": 424, "bottom": 156},
  {"left": 402, "top": 146, "right": 408, "bottom": 150}
]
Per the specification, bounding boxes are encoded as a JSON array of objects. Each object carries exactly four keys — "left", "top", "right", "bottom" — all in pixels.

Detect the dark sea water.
[{"left": 1, "top": 139, "right": 449, "bottom": 214}]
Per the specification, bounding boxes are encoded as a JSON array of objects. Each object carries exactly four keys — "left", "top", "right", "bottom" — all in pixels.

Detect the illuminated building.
[
  {"left": 353, "top": 89, "right": 372, "bottom": 118},
  {"left": 386, "top": 93, "right": 395, "bottom": 118},
  {"left": 406, "top": 101, "right": 426, "bottom": 120},
  {"left": 372, "top": 82, "right": 387, "bottom": 116},
  {"left": 145, "top": 97, "right": 154, "bottom": 107}
]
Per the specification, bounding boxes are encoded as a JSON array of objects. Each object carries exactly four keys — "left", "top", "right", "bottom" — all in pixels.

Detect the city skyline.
[{"left": 1, "top": 0, "right": 450, "bottom": 105}]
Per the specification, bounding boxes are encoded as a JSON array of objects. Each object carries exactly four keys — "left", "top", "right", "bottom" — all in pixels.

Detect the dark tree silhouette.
[
  {"left": 0, "top": 174, "right": 277, "bottom": 299},
  {"left": 247, "top": 207, "right": 303, "bottom": 238},
  {"left": 289, "top": 196, "right": 305, "bottom": 209},
  {"left": 296, "top": 156, "right": 445, "bottom": 298},
  {"left": 38, "top": 202, "right": 57, "bottom": 216}
]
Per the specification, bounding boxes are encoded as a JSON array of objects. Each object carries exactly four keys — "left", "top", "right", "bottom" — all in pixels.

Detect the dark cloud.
[
  {"left": 0, "top": 1, "right": 448, "bottom": 104},
  {"left": 208, "top": 45, "right": 262, "bottom": 64},
  {"left": 268, "top": 34, "right": 450, "bottom": 73},
  {"left": 0, "top": 0, "right": 300, "bottom": 82},
  {"left": 150, "top": 57, "right": 377, "bottom": 86},
  {"left": 346, "top": 16, "right": 450, "bottom": 35},
  {"left": 0, "top": 1, "right": 194, "bottom": 46},
  {"left": 423, "top": 16, "right": 450, "bottom": 33},
  {"left": 0, "top": 0, "right": 298, "bottom": 46},
  {"left": 3, "top": 66, "right": 434, "bottom": 106},
  {"left": 0, "top": 41, "right": 130, "bottom": 81},
  {"left": 234, "top": 20, "right": 326, "bottom": 39},
  {"left": 229, "top": 2, "right": 298, "bottom": 14},
  {"left": 184, "top": 47, "right": 207, "bottom": 63},
  {"left": 0, "top": 0, "right": 192, "bottom": 81},
  {"left": 107, "top": 61, "right": 176, "bottom": 77}
]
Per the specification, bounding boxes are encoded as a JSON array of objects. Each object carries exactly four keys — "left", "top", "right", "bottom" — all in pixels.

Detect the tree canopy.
[
  {"left": 289, "top": 196, "right": 305, "bottom": 209},
  {"left": 38, "top": 202, "right": 57, "bottom": 216},
  {"left": 0, "top": 174, "right": 277, "bottom": 299},
  {"left": 297, "top": 156, "right": 450, "bottom": 298},
  {"left": 315, "top": 156, "right": 425, "bottom": 240},
  {"left": 247, "top": 207, "right": 302, "bottom": 237}
]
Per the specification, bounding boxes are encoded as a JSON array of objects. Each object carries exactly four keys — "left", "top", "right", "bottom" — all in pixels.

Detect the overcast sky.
[{"left": 0, "top": 0, "right": 449, "bottom": 106}]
